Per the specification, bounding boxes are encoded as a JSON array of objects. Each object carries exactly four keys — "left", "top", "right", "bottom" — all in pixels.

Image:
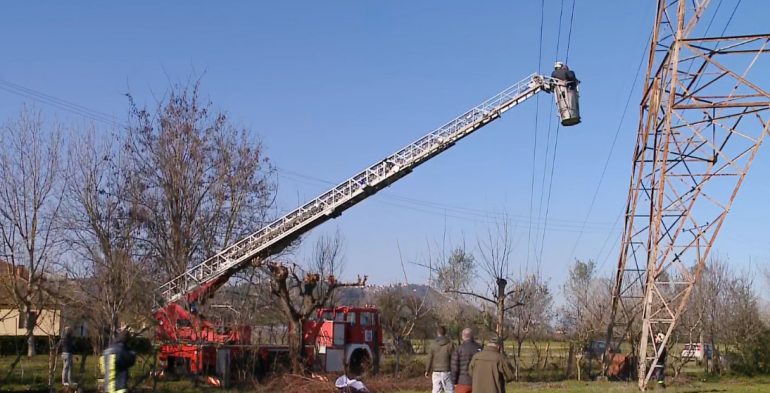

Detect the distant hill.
[{"left": 335, "top": 283, "right": 479, "bottom": 312}]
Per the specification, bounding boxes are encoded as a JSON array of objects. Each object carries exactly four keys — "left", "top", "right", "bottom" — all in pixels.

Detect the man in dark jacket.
[
  {"left": 61, "top": 326, "right": 75, "bottom": 386},
  {"left": 451, "top": 328, "right": 482, "bottom": 393},
  {"left": 551, "top": 62, "right": 577, "bottom": 88},
  {"left": 102, "top": 329, "right": 136, "bottom": 393},
  {"left": 469, "top": 339, "right": 515, "bottom": 393},
  {"left": 652, "top": 333, "right": 667, "bottom": 388},
  {"left": 425, "top": 326, "right": 455, "bottom": 393}
]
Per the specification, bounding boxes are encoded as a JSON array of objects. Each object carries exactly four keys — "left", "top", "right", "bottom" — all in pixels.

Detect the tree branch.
[
  {"left": 504, "top": 301, "right": 525, "bottom": 312},
  {"left": 445, "top": 289, "right": 495, "bottom": 305}
]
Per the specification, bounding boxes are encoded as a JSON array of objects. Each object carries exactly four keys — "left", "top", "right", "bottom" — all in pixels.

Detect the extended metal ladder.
[{"left": 158, "top": 73, "right": 568, "bottom": 305}]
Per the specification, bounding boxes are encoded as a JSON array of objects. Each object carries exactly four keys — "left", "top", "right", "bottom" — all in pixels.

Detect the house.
[{"left": 0, "top": 260, "right": 62, "bottom": 337}]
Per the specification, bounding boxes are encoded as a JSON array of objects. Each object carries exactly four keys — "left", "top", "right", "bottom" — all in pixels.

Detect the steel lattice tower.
[{"left": 605, "top": 0, "right": 770, "bottom": 390}]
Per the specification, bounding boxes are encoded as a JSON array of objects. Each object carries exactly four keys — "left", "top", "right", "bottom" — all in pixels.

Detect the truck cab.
[{"left": 304, "top": 306, "right": 382, "bottom": 373}]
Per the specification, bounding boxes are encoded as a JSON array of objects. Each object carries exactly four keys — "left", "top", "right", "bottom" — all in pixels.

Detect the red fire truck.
[
  {"left": 154, "top": 302, "right": 382, "bottom": 378},
  {"left": 152, "top": 68, "right": 579, "bottom": 384}
]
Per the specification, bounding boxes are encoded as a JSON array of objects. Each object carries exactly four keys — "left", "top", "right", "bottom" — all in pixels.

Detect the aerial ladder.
[
  {"left": 156, "top": 68, "right": 580, "bottom": 310},
  {"left": 153, "top": 67, "right": 581, "bottom": 375}
]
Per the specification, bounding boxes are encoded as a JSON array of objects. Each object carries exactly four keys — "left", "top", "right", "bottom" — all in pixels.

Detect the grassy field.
[{"left": 2, "top": 350, "right": 769, "bottom": 392}]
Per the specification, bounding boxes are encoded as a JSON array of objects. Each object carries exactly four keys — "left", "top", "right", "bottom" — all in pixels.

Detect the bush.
[{"left": 732, "top": 327, "right": 770, "bottom": 375}]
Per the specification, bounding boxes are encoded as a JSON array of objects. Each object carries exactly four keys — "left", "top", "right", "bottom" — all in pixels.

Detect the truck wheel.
[{"left": 349, "top": 349, "right": 372, "bottom": 376}]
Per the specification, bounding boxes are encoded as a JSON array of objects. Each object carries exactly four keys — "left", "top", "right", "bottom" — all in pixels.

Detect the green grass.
[
  {"left": 0, "top": 352, "right": 158, "bottom": 392},
  {"left": 3, "top": 350, "right": 769, "bottom": 392},
  {"left": 393, "top": 377, "right": 770, "bottom": 393}
]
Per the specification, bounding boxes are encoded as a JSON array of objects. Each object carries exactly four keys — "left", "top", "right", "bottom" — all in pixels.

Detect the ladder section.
[{"left": 158, "top": 73, "right": 554, "bottom": 304}]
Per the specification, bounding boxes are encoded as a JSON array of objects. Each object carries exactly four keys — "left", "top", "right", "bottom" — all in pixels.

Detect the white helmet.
[{"left": 554, "top": 61, "right": 564, "bottom": 69}]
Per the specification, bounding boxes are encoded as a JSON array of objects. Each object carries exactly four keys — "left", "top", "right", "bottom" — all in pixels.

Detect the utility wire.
[
  {"left": 280, "top": 172, "right": 603, "bottom": 233},
  {"left": 527, "top": 0, "right": 547, "bottom": 271},
  {"left": 536, "top": 122, "right": 561, "bottom": 265},
  {"left": 276, "top": 166, "right": 617, "bottom": 230},
  {"left": 565, "top": 0, "right": 577, "bottom": 63},
  {"left": 534, "top": 0, "right": 572, "bottom": 265},
  {"left": 0, "top": 78, "right": 125, "bottom": 128},
  {"left": 0, "top": 76, "right": 615, "bottom": 232},
  {"left": 555, "top": 0, "right": 565, "bottom": 59},
  {"left": 594, "top": 0, "right": 743, "bottom": 274},
  {"left": 719, "top": 0, "right": 742, "bottom": 37},
  {"left": 596, "top": 207, "right": 625, "bottom": 272},
  {"left": 568, "top": 31, "right": 650, "bottom": 260},
  {"left": 532, "top": 0, "right": 563, "bottom": 263}
]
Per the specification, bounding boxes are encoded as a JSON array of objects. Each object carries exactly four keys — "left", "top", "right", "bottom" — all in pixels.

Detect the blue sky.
[{"left": 1, "top": 1, "right": 768, "bottom": 292}]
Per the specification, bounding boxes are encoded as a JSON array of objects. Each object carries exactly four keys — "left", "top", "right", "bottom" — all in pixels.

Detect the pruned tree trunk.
[
  {"left": 495, "top": 277, "right": 508, "bottom": 357},
  {"left": 514, "top": 340, "right": 523, "bottom": 380},
  {"left": 288, "top": 318, "right": 305, "bottom": 374},
  {"left": 47, "top": 335, "right": 57, "bottom": 390}
]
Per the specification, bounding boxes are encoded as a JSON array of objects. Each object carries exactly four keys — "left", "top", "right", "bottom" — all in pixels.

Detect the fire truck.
[
  {"left": 154, "top": 303, "right": 382, "bottom": 379},
  {"left": 152, "top": 66, "right": 581, "bottom": 383}
]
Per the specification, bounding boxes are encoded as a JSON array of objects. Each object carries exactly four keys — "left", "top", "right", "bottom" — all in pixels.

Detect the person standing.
[
  {"left": 103, "top": 329, "right": 136, "bottom": 393},
  {"left": 425, "top": 326, "right": 455, "bottom": 393},
  {"left": 469, "top": 339, "right": 515, "bottom": 393},
  {"left": 653, "top": 333, "right": 668, "bottom": 388},
  {"left": 61, "top": 326, "right": 75, "bottom": 386},
  {"left": 451, "top": 328, "right": 482, "bottom": 393}
]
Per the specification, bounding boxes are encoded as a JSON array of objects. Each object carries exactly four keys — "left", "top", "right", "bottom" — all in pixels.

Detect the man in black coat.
[
  {"left": 61, "top": 326, "right": 75, "bottom": 386},
  {"left": 451, "top": 328, "right": 482, "bottom": 393},
  {"left": 551, "top": 62, "right": 577, "bottom": 89},
  {"left": 652, "top": 333, "right": 668, "bottom": 388},
  {"left": 102, "top": 329, "right": 136, "bottom": 393}
]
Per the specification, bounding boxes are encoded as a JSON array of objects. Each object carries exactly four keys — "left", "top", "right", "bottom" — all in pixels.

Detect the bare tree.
[
  {"left": 446, "top": 220, "right": 525, "bottom": 343},
  {"left": 433, "top": 245, "right": 475, "bottom": 294},
  {"left": 374, "top": 285, "right": 434, "bottom": 376},
  {"left": 62, "top": 129, "right": 152, "bottom": 348},
  {"left": 0, "top": 106, "right": 65, "bottom": 357},
  {"left": 721, "top": 268, "right": 766, "bottom": 374},
  {"left": 428, "top": 244, "right": 480, "bottom": 341},
  {"left": 375, "top": 245, "right": 434, "bottom": 376},
  {"left": 267, "top": 233, "right": 365, "bottom": 374},
  {"left": 124, "top": 80, "right": 274, "bottom": 282},
  {"left": 507, "top": 273, "right": 553, "bottom": 380},
  {"left": 560, "top": 259, "right": 611, "bottom": 378},
  {"left": 697, "top": 257, "right": 730, "bottom": 374}
]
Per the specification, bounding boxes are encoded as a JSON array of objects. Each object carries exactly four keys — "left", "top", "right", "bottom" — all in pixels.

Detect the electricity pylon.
[{"left": 604, "top": 0, "right": 770, "bottom": 390}]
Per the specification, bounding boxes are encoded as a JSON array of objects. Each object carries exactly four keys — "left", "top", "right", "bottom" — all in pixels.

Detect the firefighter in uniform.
[{"left": 102, "top": 329, "right": 136, "bottom": 393}]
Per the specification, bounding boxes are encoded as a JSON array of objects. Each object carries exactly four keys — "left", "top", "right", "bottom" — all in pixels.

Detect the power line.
[
  {"left": 527, "top": 0, "right": 547, "bottom": 271},
  {"left": 719, "top": 0, "right": 742, "bottom": 36},
  {"left": 568, "top": 31, "right": 650, "bottom": 260},
  {"left": 536, "top": 122, "right": 561, "bottom": 265},
  {"left": 595, "top": 206, "right": 625, "bottom": 273},
  {"left": 702, "top": 0, "right": 725, "bottom": 35},
  {"left": 592, "top": 1, "right": 744, "bottom": 275},
  {"left": 565, "top": 0, "right": 577, "bottom": 63},
  {"left": 0, "top": 78, "right": 125, "bottom": 128},
  {"left": 275, "top": 167, "right": 619, "bottom": 231},
  {"left": 591, "top": 0, "right": 744, "bottom": 270},
  {"left": 537, "top": 0, "right": 577, "bottom": 264},
  {"left": 532, "top": 0, "right": 566, "bottom": 266},
  {"left": 555, "top": 0, "right": 565, "bottom": 60}
]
